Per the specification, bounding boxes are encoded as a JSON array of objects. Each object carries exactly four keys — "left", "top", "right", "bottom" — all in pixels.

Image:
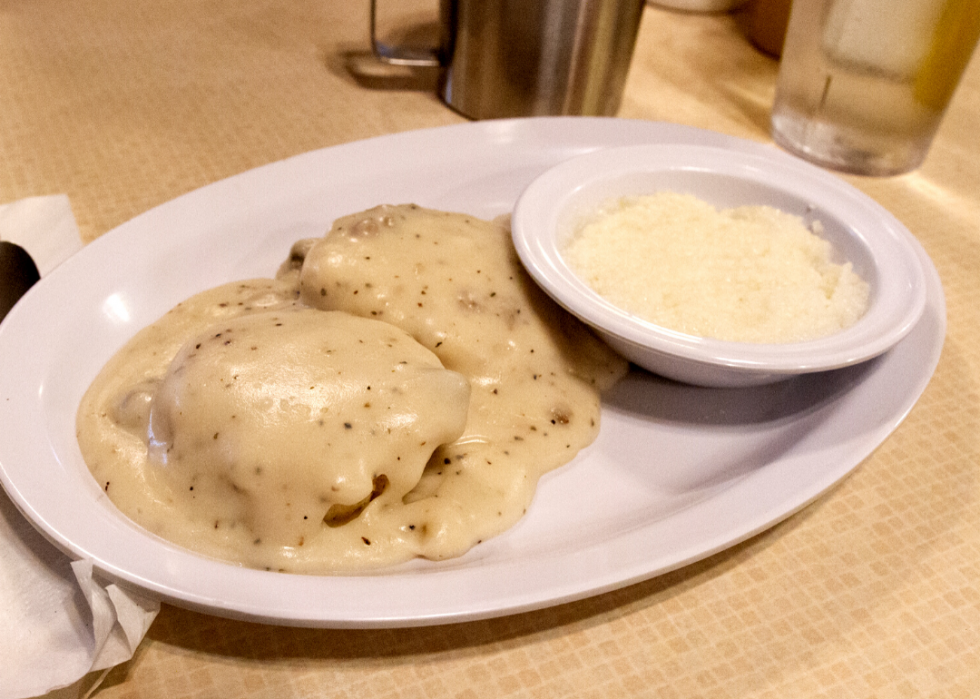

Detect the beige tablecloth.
[{"left": 2, "top": 1, "right": 978, "bottom": 697}]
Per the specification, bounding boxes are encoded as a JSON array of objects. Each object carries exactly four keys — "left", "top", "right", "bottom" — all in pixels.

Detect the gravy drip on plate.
[{"left": 77, "top": 206, "right": 627, "bottom": 573}]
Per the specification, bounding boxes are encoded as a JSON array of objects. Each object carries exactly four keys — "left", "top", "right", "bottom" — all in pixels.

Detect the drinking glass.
[{"left": 771, "top": 0, "right": 980, "bottom": 176}]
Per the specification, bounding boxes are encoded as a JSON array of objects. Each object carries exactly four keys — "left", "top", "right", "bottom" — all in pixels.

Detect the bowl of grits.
[{"left": 511, "top": 144, "right": 927, "bottom": 387}]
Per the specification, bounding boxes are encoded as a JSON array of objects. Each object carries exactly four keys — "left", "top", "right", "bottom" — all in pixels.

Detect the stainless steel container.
[{"left": 371, "top": 0, "right": 646, "bottom": 119}]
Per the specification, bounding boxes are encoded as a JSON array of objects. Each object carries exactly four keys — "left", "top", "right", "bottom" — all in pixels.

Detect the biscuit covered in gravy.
[
  {"left": 296, "top": 205, "right": 627, "bottom": 562},
  {"left": 77, "top": 206, "right": 627, "bottom": 573},
  {"left": 147, "top": 308, "right": 469, "bottom": 552}
]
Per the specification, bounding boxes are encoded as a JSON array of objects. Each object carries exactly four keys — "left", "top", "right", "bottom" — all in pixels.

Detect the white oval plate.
[{"left": 0, "top": 118, "right": 945, "bottom": 628}]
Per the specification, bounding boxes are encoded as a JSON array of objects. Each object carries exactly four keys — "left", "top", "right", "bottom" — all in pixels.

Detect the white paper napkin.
[{"left": 0, "top": 196, "right": 160, "bottom": 699}]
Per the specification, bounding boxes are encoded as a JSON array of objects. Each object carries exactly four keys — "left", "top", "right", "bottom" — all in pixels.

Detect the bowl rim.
[{"left": 511, "top": 143, "right": 928, "bottom": 376}]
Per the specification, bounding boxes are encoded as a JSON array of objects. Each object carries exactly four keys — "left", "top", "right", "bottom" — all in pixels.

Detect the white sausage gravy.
[{"left": 77, "top": 205, "right": 627, "bottom": 573}]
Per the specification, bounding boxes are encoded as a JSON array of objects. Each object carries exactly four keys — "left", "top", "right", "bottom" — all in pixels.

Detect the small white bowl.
[{"left": 512, "top": 144, "right": 927, "bottom": 387}]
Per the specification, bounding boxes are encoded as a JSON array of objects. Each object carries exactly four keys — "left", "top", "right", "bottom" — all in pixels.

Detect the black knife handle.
[{"left": 0, "top": 240, "right": 41, "bottom": 322}]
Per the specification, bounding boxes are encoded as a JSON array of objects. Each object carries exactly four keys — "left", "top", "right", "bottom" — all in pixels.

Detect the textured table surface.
[{"left": 2, "top": 1, "right": 978, "bottom": 697}]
